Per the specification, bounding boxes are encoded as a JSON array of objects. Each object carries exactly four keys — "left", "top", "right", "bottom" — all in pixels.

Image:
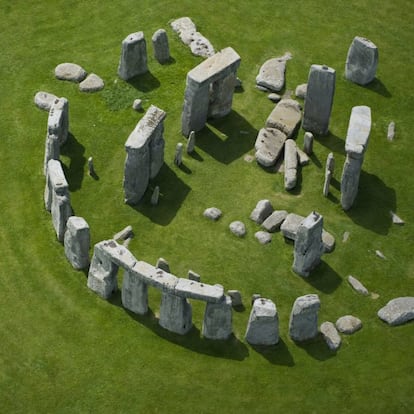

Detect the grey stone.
[
  {"left": 268, "top": 93, "right": 281, "bottom": 103},
  {"left": 377, "top": 297, "right": 414, "bottom": 326},
  {"left": 345, "top": 36, "right": 378, "bottom": 85},
  {"left": 322, "top": 230, "right": 336, "bottom": 253},
  {"left": 174, "top": 278, "right": 224, "bottom": 303},
  {"left": 255, "top": 231, "right": 272, "bottom": 244},
  {"left": 295, "top": 83, "right": 307, "bottom": 99},
  {"left": 79, "top": 73, "right": 104, "bottom": 92},
  {"left": 151, "top": 186, "right": 160, "bottom": 206},
  {"left": 292, "top": 212, "right": 324, "bottom": 277},
  {"left": 227, "top": 290, "right": 242, "bottom": 307},
  {"left": 188, "top": 270, "right": 201, "bottom": 282},
  {"left": 113, "top": 225, "right": 133, "bottom": 241},
  {"left": 245, "top": 298, "right": 279, "bottom": 345},
  {"left": 297, "top": 148, "right": 310, "bottom": 166},
  {"left": 390, "top": 211, "right": 404, "bottom": 225},
  {"left": 174, "top": 143, "right": 184, "bottom": 166},
  {"left": 387, "top": 121, "right": 395, "bottom": 141},
  {"left": 251, "top": 294, "right": 261, "bottom": 305},
  {"left": 159, "top": 291, "right": 192, "bottom": 334},
  {"left": 348, "top": 275, "right": 369, "bottom": 296},
  {"left": 123, "top": 237, "right": 132, "bottom": 249},
  {"left": 303, "top": 131, "right": 314, "bottom": 155},
  {"left": 123, "top": 105, "right": 166, "bottom": 204},
  {"left": 190, "top": 34, "right": 215, "bottom": 58},
  {"left": 375, "top": 250, "right": 386, "bottom": 260},
  {"left": 302, "top": 64, "right": 335, "bottom": 136},
  {"left": 156, "top": 257, "right": 170, "bottom": 273},
  {"left": 152, "top": 29, "right": 170, "bottom": 64},
  {"left": 342, "top": 231, "right": 350, "bottom": 242},
  {"left": 34, "top": 91, "right": 58, "bottom": 111},
  {"left": 122, "top": 270, "right": 148, "bottom": 315},
  {"left": 203, "top": 207, "right": 222, "bottom": 221},
  {"left": 234, "top": 77, "right": 243, "bottom": 89},
  {"left": 202, "top": 296, "right": 233, "bottom": 340},
  {"left": 256, "top": 57, "right": 287, "bottom": 92},
  {"left": 132, "top": 99, "right": 143, "bottom": 111},
  {"left": 254, "top": 127, "right": 287, "bottom": 167},
  {"left": 289, "top": 294, "right": 320, "bottom": 341},
  {"left": 280, "top": 213, "right": 304, "bottom": 240},
  {"left": 229, "top": 221, "right": 246, "bottom": 237},
  {"left": 55, "top": 63, "right": 87, "bottom": 82},
  {"left": 186, "top": 130, "right": 196, "bottom": 154},
  {"left": 261, "top": 210, "right": 288, "bottom": 233},
  {"left": 284, "top": 139, "right": 298, "bottom": 190},
  {"left": 118, "top": 32, "right": 148, "bottom": 81},
  {"left": 341, "top": 106, "right": 371, "bottom": 210},
  {"left": 64, "top": 216, "right": 90, "bottom": 270},
  {"left": 250, "top": 199, "right": 274, "bottom": 224},
  {"left": 335, "top": 315, "right": 362, "bottom": 334},
  {"left": 323, "top": 170, "right": 332, "bottom": 197},
  {"left": 320, "top": 321, "right": 341, "bottom": 351},
  {"left": 265, "top": 99, "right": 302, "bottom": 139}
]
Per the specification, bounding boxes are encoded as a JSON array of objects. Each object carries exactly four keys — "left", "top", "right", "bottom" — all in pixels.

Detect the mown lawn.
[{"left": 0, "top": 1, "right": 413, "bottom": 412}]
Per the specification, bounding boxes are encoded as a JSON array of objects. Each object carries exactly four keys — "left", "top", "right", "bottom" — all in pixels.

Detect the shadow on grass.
[
  {"left": 129, "top": 164, "right": 191, "bottom": 226},
  {"left": 196, "top": 111, "right": 257, "bottom": 164},
  {"left": 304, "top": 261, "right": 342, "bottom": 294},
  {"left": 127, "top": 71, "right": 160, "bottom": 92},
  {"left": 251, "top": 339, "right": 295, "bottom": 366},
  {"left": 60, "top": 133, "right": 86, "bottom": 192},
  {"left": 294, "top": 334, "right": 336, "bottom": 361},
  {"left": 344, "top": 170, "right": 396, "bottom": 235},
  {"left": 364, "top": 78, "right": 391, "bottom": 98},
  {"left": 314, "top": 132, "right": 345, "bottom": 156}
]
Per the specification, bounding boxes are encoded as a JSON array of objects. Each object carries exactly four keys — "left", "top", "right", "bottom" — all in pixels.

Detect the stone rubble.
[
  {"left": 34, "top": 91, "right": 58, "bottom": 111},
  {"left": 79, "top": 73, "right": 104, "bottom": 92},
  {"left": 390, "top": 211, "right": 404, "bottom": 225},
  {"left": 152, "top": 29, "right": 170, "bottom": 64},
  {"left": 255, "top": 231, "right": 272, "bottom": 244},
  {"left": 256, "top": 56, "right": 290, "bottom": 92},
  {"left": 64, "top": 216, "right": 90, "bottom": 270},
  {"left": 268, "top": 93, "right": 281, "bottom": 103},
  {"left": 203, "top": 207, "right": 222, "bottom": 221},
  {"left": 261, "top": 210, "right": 288, "bottom": 233},
  {"left": 347, "top": 275, "right": 369, "bottom": 296},
  {"left": 229, "top": 221, "right": 246, "bottom": 237},
  {"left": 250, "top": 199, "right": 274, "bottom": 224},
  {"left": 132, "top": 99, "right": 143, "bottom": 111},
  {"left": 320, "top": 321, "right": 341, "bottom": 351}
]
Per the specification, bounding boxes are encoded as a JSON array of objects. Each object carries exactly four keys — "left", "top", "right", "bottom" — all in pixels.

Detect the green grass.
[{"left": 1, "top": 0, "right": 413, "bottom": 412}]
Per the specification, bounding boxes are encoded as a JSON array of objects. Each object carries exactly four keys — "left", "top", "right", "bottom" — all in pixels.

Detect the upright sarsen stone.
[
  {"left": 122, "top": 270, "right": 148, "bottom": 315},
  {"left": 152, "top": 29, "right": 170, "bottom": 64},
  {"left": 289, "top": 294, "right": 320, "bottom": 341},
  {"left": 202, "top": 295, "right": 232, "bottom": 340},
  {"left": 64, "top": 216, "right": 90, "bottom": 270},
  {"left": 118, "top": 32, "right": 148, "bottom": 80},
  {"left": 159, "top": 291, "right": 192, "bottom": 335},
  {"left": 302, "top": 65, "right": 335, "bottom": 136}
]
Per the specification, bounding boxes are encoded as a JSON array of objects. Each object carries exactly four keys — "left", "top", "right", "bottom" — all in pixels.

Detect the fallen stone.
[
  {"left": 348, "top": 275, "right": 369, "bottom": 296},
  {"left": 55, "top": 63, "right": 87, "bottom": 82},
  {"left": 250, "top": 199, "right": 274, "bottom": 224},
  {"left": 284, "top": 139, "right": 298, "bottom": 190},
  {"left": 188, "top": 270, "right": 201, "bottom": 282},
  {"left": 255, "top": 231, "right": 272, "bottom": 244},
  {"left": 229, "top": 221, "right": 246, "bottom": 237},
  {"left": 256, "top": 57, "right": 287, "bottom": 92},
  {"left": 375, "top": 250, "right": 386, "bottom": 260},
  {"left": 79, "top": 73, "right": 104, "bottom": 92},
  {"left": 203, "top": 207, "right": 222, "bottom": 221},
  {"left": 377, "top": 297, "right": 414, "bottom": 326},
  {"left": 64, "top": 216, "right": 90, "bottom": 270},
  {"left": 390, "top": 211, "right": 404, "bottom": 225},
  {"left": 132, "top": 99, "right": 143, "bottom": 111},
  {"left": 254, "top": 127, "right": 287, "bottom": 168},
  {"left": 261, "top": 210, "right": 288, "bottom": 232},
  {"left": 335, "top": 315, "right": 362, "bottom": 334},
  {"left": 387, "top": 121, "right": 395, "bottom": 141},
  {"left": 156, "top": 257, "right": 170, "bottom": 273},
  {"left": 297, "top": 148, "right": 310, "bottom": 166},
  {"left": 113, "top": 225, "right": 133, "bottom": 241},
  {"left": 118, "top": 31, "right": 148, "bottom": 81},
  {"left": 320, "top": 321, "right": 341, "bottom": 351},
  {"left": 303, "top": 131, "right": 314, "bottom": 155},
  {"left": 256, "top": 85, "right": 270, "bottom": 92},
  {"left": 190, "top": 34, "right": 215, "bottom": 58},
  {"left": 34, "top": 91, "right": 58, "bottom": 111},
  {"left": 289, "top": 294, "right": 320, "bottom": 341},
  {"left": 295, "top": 83, "right": 307, "bottom": 99},
  {"left": 268, "top": 93, "right": 281, "bottom": 103},
  {"left": 227, "top": 290, "right": 243, "bottom": 307},
  {"left": 266, "top": 99, "right": 302, "bottom": 138},
  {"left": 152, "top": 29, "right": 170, "bottom": 64}
]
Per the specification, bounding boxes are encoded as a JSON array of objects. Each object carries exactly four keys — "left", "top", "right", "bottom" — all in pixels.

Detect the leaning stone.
[
  {"left": 186, "top": 130, "right": 196, "bottom": 154},
  {"left": 326, "top": 152, "right": 335, "bottom": 174},
  {"left": 227, "top": 290, "right": 242, "bottom": 307},
  {"left": 261, "top": 210, "right": 288, "bottom": 232},
  {"left": 295, "top": 83, "right": 307, "bottom": 99},
  {"left": 79, "top": 73, "right": 104, "bottom": 92},
  {"left": 284, "top": 139, "right": 298, "bottom": 190},
  {"left": 229, "top": 221, "right": 246, "bottom": 237},
  {"left": 320, "top": 321, "right": 341, "bottom": 351},
  {"left": 34, "top": 91, "right": 58, "bottom": 111},
  {"left": 255, "top": 231, "right": 272, "bottom": 244},
  {"left": 55, "top": 63, "right": 87, "bottom": 82},
  {"left": 268, "top": 93, "right": 281, "bottom": 103},
  {"left": 266, "top": 99, "right": 302, "bottom": 138},
  {"left": 377, "top": 297, "right": 414, "bottom": 326},
  {"left": 174, "top": 143, "right": 183, "bottom": 166},
  {"left": 342, "top": 231, "right": 350, "bottom": 242},
  {"left": 256, "top": 57, "right": 287, "bottom": 92},
  {"left": 250, "top": 199, "right": 274, "bottom": 224},
  {"left": 387, "top": 121, "right": 395, "bottom": 141},
  {"left": 254, "top": 127, "right": 287, "bottom": 167},
  {"left": 345, "top": 36, "right": 378, "bottom": 85},
  {"left": 152, "top": 29, "right": 170, "bottom": 64},
  {"left": 289, "top": 294, "right": 320, "bottom": 341},
  {"left": 303, "top": 131, "right": 314, "bottom": 155},
  {"left": 202, "top": 295, "right": 232, "bottom": 340},
  {"left": 64, "top": 216, "right": 90, "bottom": 270},
  {"left": 113, "top": 225, "right": 133, "bottom": 241},
  {"left": 118, "top": 31, "right": 148, "bottom": 80},
  {"left": 335, "top": 315, "right": 362, "bottom": 334},
  {"left": 245, "top": 298, "right": 279, "bottom": 345},
  {"left": 297, "top": 148, "right": 310, "bottom": 166},
  {"left": 188, "top": 270, "right": 201, "bottom": 282},
  {"left": 348, "top": 275, "right": 369, "bottom": 296},
  {"left": 156, "top": 257, "right": 170, "bottom": 273},
  {"left": 390, "top": 211, "right": 404, "bottom": 225},
  {"left": 203, "top": 207, "right": 222, "bottom": 221},
  {"left": 150, "top": 186, "right": 160, "bottom": 206},
  {"left": 132, "top": 99, "right": 143, "bottom": 111}
]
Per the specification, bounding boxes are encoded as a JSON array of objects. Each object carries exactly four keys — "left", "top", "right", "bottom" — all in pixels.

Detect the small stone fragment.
[
  {"left": 55, "top": 63, "right": 87, "bottom": 82},
  {"left": 254, "top": 127, "right": 287, "bottom": 167},
  {"left": 303, "top": 131, "right": 314, "bottom": 155},
  {"left": 227, "top": 290, "right": 242, "bottom": 307},
  {"left": 261, "top": 210, "right": 288, "bottom": 232},
  {"left": 229, "top": 221, "right": 246, "bottom": 237},
  {"left": 335, "top": 315, "right": 362, "bottom": 334},
  {"left": 266, "top": 99, "right": 302, "bottom": 139},
  {"left": 255, "top": 231, "right": 272, "bottom": 244},
  {"left": 297, "top": 148, "right": 310, "bottom": 166},
  {"left": 295, "top": 83, "right": 307, "bottom": 99},
  {"left": 174, "top": 143, "right": 184, "bottom": 166},
  {"left": 250, "top": 199, "right": 274, "bottom": 224},
  {"left": 132, "top": 99, "right": 143, "bottom": 111},
  {"left": 203, "top": 207, "right": 222, "bottom": 221},
  {"left": 320, "top": 321, "right": 341, "bottom": 351},
  {"left": 79, "top": 73, "right": 104, "bottom": 92},
  {"left": 188, "top": 270, "right": 201, "bottom": 282},
  {"left": 342, "top": 231, "right": 350, "bottom": 242},
  {"left": 151, "top": 186, "right": 160, "bottom": 205},
  {"left": 156, "top": 257, "right": 170, "bottom": 273},
  {"left": 347, "top": 275, "right": 369, "bottom": 296},
  {"left": 387, "top": 121, "right": 395, "bottom": 141},
  {"left": 268, "top": 93, "right": 281, "bottom": 103},
  {"left": 187, "top": 130, "right": 196, "bottom": 154},
  {"left": 87, "top": 157, "right": 95, "bottom": 176},
  {"left": 390, "top": 211, "right": 404, "bottom": 225},
  {"left": 377, "top": 297, "right": 414, "bottom": 326},
  {"left": 375, "top": 250, "right": 386, "bottom": 260},
  {"left": 113, "top": 225, "right": 133, "bottom": 241},
  {"left": 34, "top": 91, "right": 58, "bottom": 111}
]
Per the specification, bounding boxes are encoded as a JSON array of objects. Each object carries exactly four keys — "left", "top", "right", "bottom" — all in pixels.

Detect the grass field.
[{"left": 0, "top": 1, "right": 413, "bottom": 412}]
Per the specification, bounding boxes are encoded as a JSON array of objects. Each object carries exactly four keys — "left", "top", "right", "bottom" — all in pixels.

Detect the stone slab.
[
  {"left": 174, "top": 278, "right": 224, "bottom": 303},
  {"left": 377, "top": 297, "right": 414, "bottom": 326}
]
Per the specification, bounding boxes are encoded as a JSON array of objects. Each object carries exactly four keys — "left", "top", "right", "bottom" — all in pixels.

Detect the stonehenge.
[
  {"left": 64, "top": 216, "right": 90, "bottom": 270},
  {"left": 202, "top": 295, "right": 233, "bottom": 340},
  {"left": 118, "top": 31, "right": 148, "bottom": 80},
  {"left": 152, "top": 29, "right": 170, "bottom": 64},
  {"left": 55, "top": 62, "right": 87, "bottom": 82},
  {"left": 123, "top": 105, "right": 166, "bottom": 205},
  {"left": 289, "top": 294, "right": 320, "bottom": 341},
  {"left": 303, "top": 131, "right": 314, "bottom": 155}
]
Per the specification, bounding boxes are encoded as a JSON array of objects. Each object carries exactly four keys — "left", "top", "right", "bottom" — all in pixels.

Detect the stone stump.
[
  {"left": 202, "top": 295, "right": 232, "bottom": 340},
  {"left": 152, "top": 29, "right": 170, "bottom": 64},
  {"left": 284, "top": 139, "right": 298, "bottom": 190},
  {"left": 122, "top": 270, "right": 148, "bottom": 315},
  {"left": 64, "top": 216, "right": 90, "bottom": 270},
  {"left": 118, "top": 32, "right": 148, "bottom": 80},
  {"left": 159, "top": 291, "right": 192, "bottom": 334},
  {"left": 303, "top": 131, "right": 314, "bottom": 155},
  {"left": 289, "top": 294, "right": 320, "bottom": 341}
]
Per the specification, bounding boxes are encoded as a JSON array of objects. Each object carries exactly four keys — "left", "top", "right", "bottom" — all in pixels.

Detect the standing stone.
[
  {"left": 202, "top": 295, "right": 232, "bottom": 340},
  {"left": 245, "top": 298, "right": 279, "bottom": 345},
  {"left": 152, "top": 29, "right": 170, "bottom": 64},
  {"left": 250, "top": 199, "right": 274, "bottom": 224},
  {"left": 186, "top": 130, "right": 196, "bottom": 154},
  {"left": 188, "top": 270, "right": 201, "bottom": 282},
  {"left": 284, "top": 139, "right": 298, "bottom": 190},
  {"left": 302, "top": 64, "right": 335, "bottom": 136},
  {"left": 118, "top": 32, "right": 148, "bottom": 81},
  {"left": 303, "top": 131, "right": 314, "bottom": 155},
  {"left": 387, "top": 121, "right": 395, "bottom": 141},
  {"left": 122, "top": 270, "right": 148, "bottom": 315},
  {"left": 292, "top": 212, "right": 324, "bottom": 277},
  {"left": 345, "top": 36, "right": 378, "bottom": 85},
  {"left": 323, "top": 171, "right": 332, "bottom": 197},
  {"left": 151, "top": 186, "right": 160, "bottom": 205},
  {"left": 254, "top": 127, "right": 287, "bottom": 167},
  {"left": 156, "top": 257, "right": 170, "bottom": 273},
  {"left": 341, "top": 106, "right": 371, "bottom": 210},
  {"left": 159, "top": 291, "right": 192, "bottom": 335},
  {"left": 64, "top": 216, "right": 90, "bottom": 270},
  {"left": 227, "top": 290, "right": 242, "bottom": 307},
  {"left": 323, "top": 153, "right": 335, "bottom": 197},
  {"left": 174, "top": 143, "right": 184, "bottom": 166},
  {"left": 289, "top": 294, "right": 320, "bottom": 341}
]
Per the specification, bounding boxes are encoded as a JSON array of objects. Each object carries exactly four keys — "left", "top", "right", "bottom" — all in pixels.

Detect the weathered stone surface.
[
  {"left": 34, "top": 91, "right": 58, "bottom": 111},
  {"left": 190, "top": 34, "right": 215, "bottom": 58},
  {"left": 261, "top": 210, "right": 288, "bottom": 232},
  {"left": 345, "top": 36, "right": 378, "bottom": 85},
  {"left": 87, "top": 157, "right": 95, "bottom": 176},
  {"left": 245, "top": 298, "right": 279, "bottom": 345},
  {"left": 227, "top": 290, "right": 242, "bottom": 307},
  {"left": 289, "top": 294, "right": 320, "bottom": 341},
  {"left": 268, "top": 93, "right": 281, "bottom": 103},
  {"left": 323, "top": 170, "right": 331, "bottom": 197},
  {"left": 255, "top": 231, "right": 272, "bottom": 244},
  {"left": 280, "top": 213, "right": 303, "bottom": 240},
  {"left": 118, "top": 32, "right": 148, "bottom": 80},
  {"left": 320, "top": 321, "right": 341, "bottom": 351},
  {"left": 250, "top": 199, "right": 274, "bottom": 224},
  {"left": 254, "top": 127, "right": 287, "bottom": 167},
  {"left": 251, "top": 294, "right": 261, "bottom": 305},
  {"left": 341, "top": 106, "right": 371, "bottom": 210},
  {"left": 265, "top": 99, "right": 302, "bottom": 139},
  {"left": 64, "top": 216, "right": 90, "bottom": 270},
  {"left": 159, "top": 291, "right": 192, "bottom": 334},
  {"left": 203, "top": 207, "right": 222, "bottom": 221},
  {"left": 152, "top": 29, "right": 170, "bottom": 63},
  {"left": 202, "top": 295, "right": 232, "bottom": 340},
  {"left": 295, "top": 83, "right": 307, "bottom": 99},
  {"left": 134, "top": 261, "right": 177, "bottom": 291},
  {"left": 377, "top": 297, "right": 414, "bottom": 326},
  {"left": 186, "top": 130, "right": 196, "bottom": 153},
  {"left": 113, "top": 225, "right": 133, "bottom": 241},
  {"left": 284, "top": 139, "right": 298, "bottom": 190},
  {"left": 174, "top": 142, "right": 183, "bottom": 166},
  {"left": 79, "top": 73, "right": 104, "bottom": 92},
  {"left": 297, "top": 148, "right": 310, "bottom": 166},
  {"left": 188, "top": 270, "right": 201, "bottom": 282},
  {"left": 156, "top": 257, "right": 170, "bottom": 273},
  {"left": 302, "top": 64, "right": 335, "bottom": 136},
  {"left": 132, "top": 99, "right": 143, "bottom": 111},
  {"left": 348, "top": 275, "right": 369, "bottom": 295},
  {"left": 55, "top": 63, "right": 87, "bottom": 82},
  {"left": 175, "top": 278, "right": 224, "bottom": 303},
  {"left": 303, "top": 131, "right": 314, "bottom": 155},
  {"left": 150, "top": 186, "right": 160, "bottom": 206},
  {"left": 323, "top": 153, "right": 334, "bottom": 197},
  {"left": 229, "top": 221, "right": 246, "bottom": 237},
  {"left": 122, "top": 270, "right": 148, "bottom": 315},
  {"left": 335, "top": 315, "right": 362, "bottom": 334},
  {"left": 387, "top": 121, "right": 395, "bottom": 141},
  {"left": 256, "top": 57, "right": 287, "bottom": 92},
  {"left": 322, "top": 230, "right": 335, "bottom": 253},
  {"left": 292, "top": 212, "right": 324, "bottom": 277}
]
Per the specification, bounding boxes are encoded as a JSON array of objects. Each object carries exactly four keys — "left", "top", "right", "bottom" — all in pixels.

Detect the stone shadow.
[
  {"left": 303, "top": 261, "right": 342, "bottom": 294},
  {"left": 344, "top": 170, "right": 396, "bottom": 235},
  {"left": 130, "top": 163, "right": 191, "bottom": 226},
  {"left": 60, "top": 133, "right": 86, "bottom": 192},
  {"left": 251, "top": 339, "right": 295, "bottom": 366},
  {"left": 313, "top": 132, "right": 346, "bottom": 156},
  {"left": 364, "top": 78, "right": 391, "bottom": 98},
  {"left": 127, "top": 71, "right": 160, "bottom": 92},
  {"left": 294, "top": 334, "right": 336, "bottom": 361},
  {"left": 196, "top": 111, "right": 257, "bottom": 164}
]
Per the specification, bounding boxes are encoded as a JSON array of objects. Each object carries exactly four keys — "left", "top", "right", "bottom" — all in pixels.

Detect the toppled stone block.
[
  {"left": 175, "top": 278, "right": 224, "bottom": 303},
  {"left": 268, "top": 93, "right": 281, "bottom": 103},
  {"left": 250, "top": 199, "right": 274, "bottom": 224},
  {"left": 118, "top": 32, "right": 148, "bottom": 80},
  {"left": 229, "top": 221, "right": 246, "bottom": 237},
  {"left": 113, "top": 225, "right": 133, "bottom": 241},
  {"left": 284, "top": 139, "right": 298, "bottom": 190},
  {"left": 320, "top": 321, "right": 341, "bottom": 351},
  {"left": 203, "top": 207, "right": 222, "bottom": 221},
  {"left": 64, "top": 216, "right": 90, "bottom": 270},
  {"left": 347, "top": 275, "right": 369, "bottom": 295},
  {"left": 79, "top": 73, "right": 104, "bottom": 92},
  {"left": 254, "top": 127, "right": 287, "bottom": 167},
  {"left": 202, "top": 295, "right": 232, "bottom": 340},
  {"left": 303, "top": 131, "right": 314, "bottom": 155},
  {"left": 377, "top": 297, "right": 414, "bottom": 326},
  {"left": 265, "top": 99, "right": 302, "bottom": 139},
  {"left": 159, "top": 291, "right": 192, "bottom": 334},
  {"left": 152, "top": 29, "right": 170, "bottom": 64},
  {"left": 188, "top": 270, "right": 201, "bottom": 282},
  {"left": 261, "top": 210, "right": 288, "bottom": 232},
  {"left": 256, "top": 57, "right": 288, "bottom": 92},
  {"left": 245, "top": 298, "right": 279, "bottom": 345},
  {"left": 289, "top": 294, "right": 320, "bottom": 341},
  {"left": 345, "top": 36, "right": 378, "bottom": 85},
  {"left": 227, "top": 290, "right": 242, "bottom": 307},
  {"left": 335, "top": 315, "right": 362, "bottom": 334},
  {"left": 34, "top": 91, "right": 58, "bottom": 111},
  {"left": 55, "top": 63, "right": 87, "bottom": 82}
]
